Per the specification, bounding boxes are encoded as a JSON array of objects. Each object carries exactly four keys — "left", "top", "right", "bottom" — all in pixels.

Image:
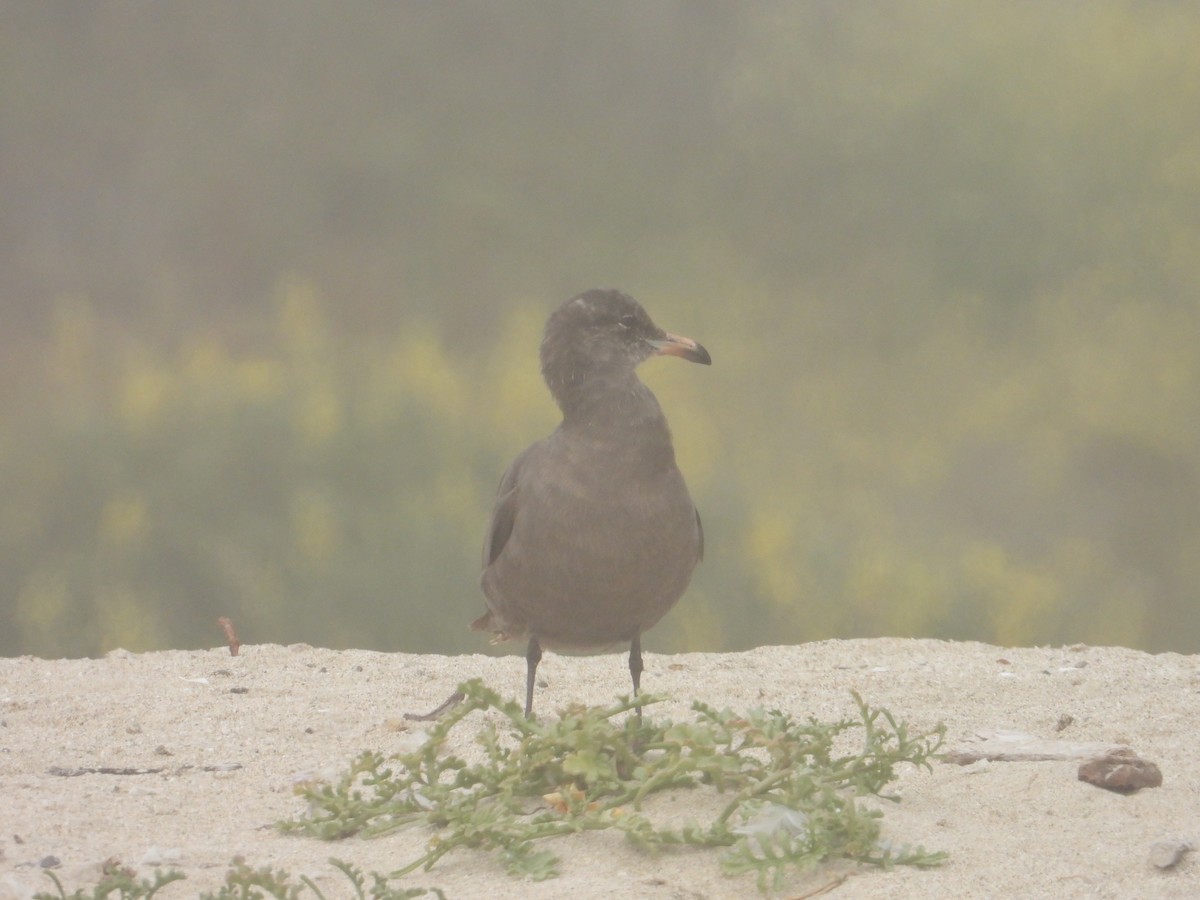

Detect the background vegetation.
[{"left": 2, "top": 2, "right": 1198, "bottom": 658}]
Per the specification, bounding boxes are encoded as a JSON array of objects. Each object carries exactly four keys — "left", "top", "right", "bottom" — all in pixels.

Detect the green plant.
[
  {"left": 33, "top": 858, "right": 441, "bottom": 900},
  {"left": 200, "top": 857, "right": 444, "bottom": 900},
  {"left": 34, "top": 861, "right": 184, "bottom": 900},
  {"left": 285, "top": 680, "right": 946, "bottom": 891}
]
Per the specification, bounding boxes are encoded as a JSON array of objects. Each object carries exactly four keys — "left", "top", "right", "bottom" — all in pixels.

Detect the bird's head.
[{"left": 540, "top": 290, "right": 711, "bottom": 394}]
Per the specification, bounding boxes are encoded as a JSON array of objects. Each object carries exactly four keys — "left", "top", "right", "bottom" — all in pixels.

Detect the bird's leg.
[
  {"left": 524, "top": 635, "right": 542, "bottom": 719},
  {"left": 629, "top": 632, "right": 644, "bottom": 723}
]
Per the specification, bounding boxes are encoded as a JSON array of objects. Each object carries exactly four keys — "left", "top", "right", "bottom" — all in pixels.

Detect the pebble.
[
  {"left": 958, "top": 759, "right": 991, "bottom": 775},
  {"left": 140, "top": 846, "right": 183, "bottom": 866},
  {"left": 1078, "top": 753, "right": 1163, "bottom": 793},
  {"left": 1149, "top": 839, "right": 1194, "bottom": 870}
]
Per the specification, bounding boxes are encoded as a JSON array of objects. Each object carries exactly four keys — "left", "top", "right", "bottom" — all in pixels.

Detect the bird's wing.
[
  {"left": 695, "top": 507, "right": 704, "bottom": 562},
  {"left": 482, "top": 446, "right": 530, "bottom": 569}
]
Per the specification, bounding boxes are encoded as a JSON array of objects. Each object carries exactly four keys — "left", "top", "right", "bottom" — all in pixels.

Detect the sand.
[{"left": 1, "top": 639, "right": 1197, "bottom": 899}]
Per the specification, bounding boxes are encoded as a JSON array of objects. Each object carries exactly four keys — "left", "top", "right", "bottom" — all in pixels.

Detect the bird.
[{"left": 473, "top": 288, "right": 711, "bottom": 719}]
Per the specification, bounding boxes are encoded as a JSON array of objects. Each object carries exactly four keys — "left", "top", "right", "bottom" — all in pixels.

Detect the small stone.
[
  {"left": 154, "top": 745, "right": 173, "bottom": 757},
  {"left": 1078, "top": 753, "right": 1163, "bottom": 793},
  {"left": 140, "top": 846, "right": 164, "bottom": 866},
  {"left": 1055, "top": 713, "right": 1074, "bottom": 732},
  {"left": 392, "top": 730, "right": 432, "bottom": 754},
  {"left": 230, "top": 687, "right": 249, "bottom": 694},
  {"left": 39, "top": 856, "right": 60, "bottom": 869},
  {"left": 1149, "top": 839, "right": 1193, "bottom": 870},
  {"left": 290, "top": 770, "right": 328, "bottom": 792},
  {"left": 140, "top": 846, "right": 183, "bottom": 866}
]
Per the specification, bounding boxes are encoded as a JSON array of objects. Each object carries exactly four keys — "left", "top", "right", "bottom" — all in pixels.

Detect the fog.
[{"left": 3, "top": 2, "right": 1198, "bottom": 657}]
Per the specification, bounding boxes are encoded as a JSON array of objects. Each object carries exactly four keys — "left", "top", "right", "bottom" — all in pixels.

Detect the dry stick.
[
  {"left": 404, "top": 690, "right": 466, "bottom": 721},
  {"left": 217, "top": 616, "right": 241, "bottom": 656},
  {"left": 789, "top": 874, "right": 849, "bottom": 899}
]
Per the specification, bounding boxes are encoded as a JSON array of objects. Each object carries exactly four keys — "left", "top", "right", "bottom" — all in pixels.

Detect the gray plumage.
[{"left": 473, "top": 289, "right": 711, "bottom": 717}]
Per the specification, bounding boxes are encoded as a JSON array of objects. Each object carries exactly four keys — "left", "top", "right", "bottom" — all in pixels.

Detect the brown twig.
[
  {"left": 789, "top": 874, "right": 849, "bottom": 898},
  {"left": 217, "top": 616, "right": 241, "bottom": 656},
  {"left": 403, "top": 690, "right": 466, "bottom": 721}
]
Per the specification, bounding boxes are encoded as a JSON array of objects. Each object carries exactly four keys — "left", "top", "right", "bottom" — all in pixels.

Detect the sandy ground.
[{"left": 1, "top": 639, "right": 1197, "bottom": 899}]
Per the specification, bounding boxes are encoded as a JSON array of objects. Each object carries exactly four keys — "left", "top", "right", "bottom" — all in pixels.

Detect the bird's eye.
[{"left": 618, "top": 314, "right": 638, "bottom": 330}]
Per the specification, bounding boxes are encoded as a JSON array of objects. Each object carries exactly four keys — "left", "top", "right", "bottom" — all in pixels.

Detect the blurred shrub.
[
  {"left": 3, "top": 1, "right": 1200, "bottom": 657},
  {"left": 2, "top": 279, "right": 547, "bottom": 656},
  {"left": 3, "top": 276, "right": 1200, "bottom": 657}
]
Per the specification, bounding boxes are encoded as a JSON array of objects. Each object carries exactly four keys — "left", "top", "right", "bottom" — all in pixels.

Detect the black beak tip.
[{"left": 653, "top": 334, "right": 712, "bottom": 366}]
